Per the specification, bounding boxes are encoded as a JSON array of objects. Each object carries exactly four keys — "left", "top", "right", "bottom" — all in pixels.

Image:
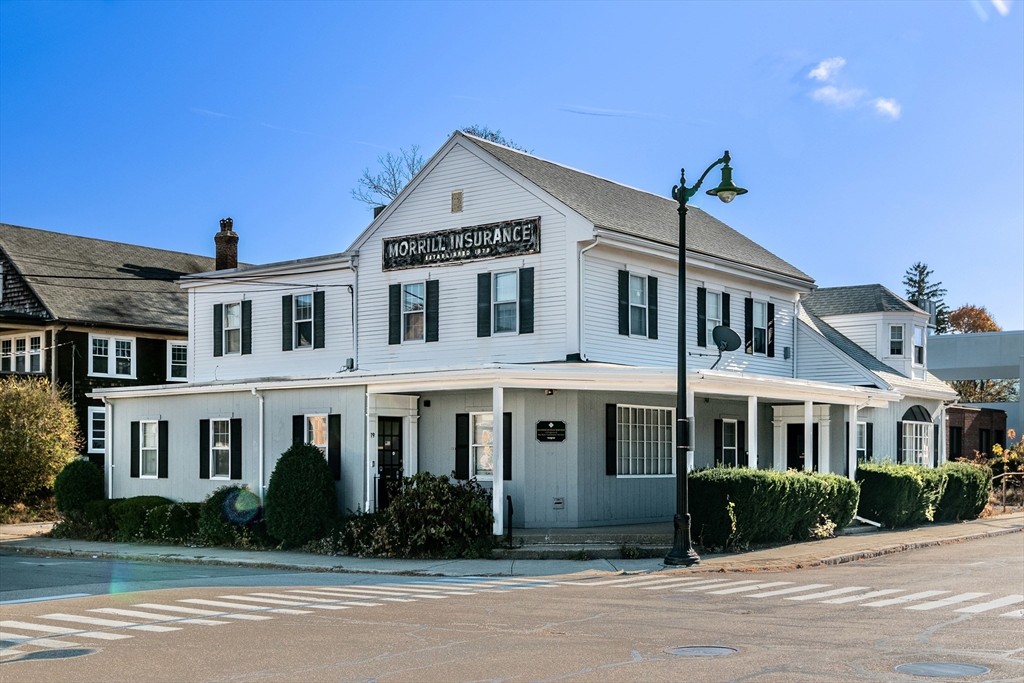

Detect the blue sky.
[{"left": 1, "top": 1, "right": 1021, "bottom": 328}]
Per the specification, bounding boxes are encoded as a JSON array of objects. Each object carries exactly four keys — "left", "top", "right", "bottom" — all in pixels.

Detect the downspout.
[
  {"left": 102, "top": 397, "right": 112, "bottom": 499},
  {"left": 252, "top": 387, "right": 264, "bottom": 501},
  {"left": 351, "top": 253, "right": 359, "bottom": 370},
  {"left": 577, "top": 238, "right": 601, "bottom": 361}
]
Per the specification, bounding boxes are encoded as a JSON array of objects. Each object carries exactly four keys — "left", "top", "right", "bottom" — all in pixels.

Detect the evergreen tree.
[{"left": 902, "top": 262, "right": 949, "bottom": 333}]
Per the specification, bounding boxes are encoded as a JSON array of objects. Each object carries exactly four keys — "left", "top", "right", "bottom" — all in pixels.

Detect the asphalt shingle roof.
[
  {"left": 1, "top": 223, "right": 219, "bottom": 332},
  {"left": 801, "top": 284, "right": 922, "bottom": 317},
  {"left": 465, "top": 134, "right": 814, "bottom": 284}
]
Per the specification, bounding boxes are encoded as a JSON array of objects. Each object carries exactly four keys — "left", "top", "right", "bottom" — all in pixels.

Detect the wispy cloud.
[
  {"left": 811, "top": 85, "right": 866, "bottom": 108},
  {"left": 873, "top": 98, "right": 902, "bottom": 119},
  {"left": 559, "top": 105, "right": 660, "bottom": 119},
  {"left": 353, "top": 140, "right": 394, "bottom": 150},
  {"left": 806, "top": 57, "right": 900, "bottom": 121},
  {"left": 808, "top": 57, "right": 846, "bottom": 82},
  {"left": 992, "top": 0, "right": 1011, "bottom": 16},
  {"left": 191, "top": 108, "right": 231, "bottom": 118}
]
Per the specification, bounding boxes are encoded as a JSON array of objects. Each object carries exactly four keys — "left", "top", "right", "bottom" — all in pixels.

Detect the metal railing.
[{"left": 993, "top": 472, "right": 1024, "bottom": 512}]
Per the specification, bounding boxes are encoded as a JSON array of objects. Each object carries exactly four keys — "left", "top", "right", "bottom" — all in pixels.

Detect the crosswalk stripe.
[
  {"left": 344, "top": 585, "right": 446, "bottom": 595},
  {"left": 749, "top": 584, "right": 831, "bottom": 598},
  {"left": 566, "top": 575, "right": 665, "bottom": 587},
  {"left": 821, "top": 589, "right": 903, "bottom": 604},
  {"left": 277, "top": 591, "right": 384, "bottom": 606},
  {"left": 1000, "top": 609, "right": 1024, "bottom": 618},
  {"left": 786, "top": 587, "right": 869, "bottom": 601},
  {"left": 281, "top": 589, "right": 408, "bottom": 602},
  {"left": 640, "top": 578, "right": 710, "bottom": 590},
  {"left": 179, "top": 599, "right": 304, "bottom": 615},
  {"left": 0, "top": 648, "right": 26, "bottom": 656},
  {"left": 39, "top": 613, "right": 180, "bottom": 632},
  {"left": 906, "top": 593, "right": 989, "bottom": 611},
  {"left": 245, "top": 593, "right": 357, "bottom": 607},
  {"left": 955, "top": 595, "right": 1024, "bottom": 614},
  {"left": 863, "top": 591, "right": 949, "bottom": 607},
  {"left": 133, "top": 604, "right": 272, "bottom": 621},
  {"left": 0, "top": 620, "right": 131, "bottom": 640},
  {"left": 708, "top": 582, "right": 792, "bottom": 595},
  {"left": 217, "top": 595, "right": 348, "bottom": 610},
  {"left": 90, "top": 608, "right": 228, "bottom": 625},
  {"left": 0, "top": 632, "right": 81, "bottom": 649},
  {"left": 289, "top": 589, "right": 443, "bottom": 601},
  {"left": 677, "top": 579, "right": 759, "bottom": 592}
]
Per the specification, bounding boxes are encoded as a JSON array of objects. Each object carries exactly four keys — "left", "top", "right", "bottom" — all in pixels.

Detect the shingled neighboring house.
[{"left": 0, "top": 220, "right": 240, "bottom": 467}]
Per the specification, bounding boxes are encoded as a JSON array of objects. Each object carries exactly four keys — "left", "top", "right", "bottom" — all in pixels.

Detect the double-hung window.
[
  {"left": 88, "top": 406, "right": 106, "bottom": 454},
  {"left": 889, "top": 324, "right": 904, "bottom": 356},
  {"left": 722, "top": 419, "right": 738, "bottom": 466},
  {"left": 705, "top": 291, "right": 722, "bottom": 343},
  {"left": 402, "top": 283, "right": 425, "bottom": 341},
  {"left": 168, "top": 342, "right": 188, "bottom": 381},
  {"left": 752, "top": 301, "right": 768, "bottom": 354},
  {"left": 856, "top": 422, "right": 868, "bottom": 463},
  {"left": 306, "top": 415, "right": 328, "bottom": 455},
  {"left": 493, "top": 272, "right": 518, "bottom": 333},
  {"left": 211, "top": 419, "right": 231, "bottom": 478},
  {"left": 0, "top": 339, "right": 10, "bottom": 372},
  {"left": 629, "top": 274, "right": 647, "bottom": 336},
  {"left": 902, "top": 421, "right": 931, "bottom": 465},
  {"left": 0, "top": 335, "right": 43, "bottom": 373},
  {"left": 140, "top": 421, "right": 159, "bottom": 477},
  {"left": 223, "top": 303, "right": 242, "bottom": 354},
  {"left": 294, "top": 294, "right": 313, "bottom": 349},
  {"left": 616, "top": 405, "right": 674, "bottom": 476},
  {"left": 471, "top": 413, "right": 494, "bottom": 478},
  {"left": 913, "top": 326, "right": 925, "bottom": 364},
  {"left": 90, "top": 334, "right": 134, "bottom": 377}
]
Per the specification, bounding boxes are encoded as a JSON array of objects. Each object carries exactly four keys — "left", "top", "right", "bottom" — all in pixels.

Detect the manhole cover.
[
  {"left": 2, "top": 648, "right": 96, "bottom": 663},
  {"left": 894, "top": 662, "right": 990, "bottom": 677},
  {"left": 664, "top": 646, "right": 738, "bottom": 658}
]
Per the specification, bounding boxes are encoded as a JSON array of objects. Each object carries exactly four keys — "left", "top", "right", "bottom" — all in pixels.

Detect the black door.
[
  {"left": 787, "top": 423, "right": 804, "bottom": 470},
  {"left": 377, "top": 417, "right": 403, "bottom": 510}
]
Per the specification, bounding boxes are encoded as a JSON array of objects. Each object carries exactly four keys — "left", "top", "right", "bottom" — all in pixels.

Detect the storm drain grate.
[
  {"left": 894, "top": 662, "right": 990, "bottom": 677},
  {"left": 665, "top": 646, "right": 738, "bottom": 658}
]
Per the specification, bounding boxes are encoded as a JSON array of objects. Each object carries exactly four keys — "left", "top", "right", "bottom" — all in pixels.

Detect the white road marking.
[
  {"left": 279, "top": 591, "right": 384, "bottom": 606},
  {"left": 0, "top": 632, "right": 81, "bottom": 649},
  {"left": 677, "top": 580, "right": 759, "bottom": 591},
  {"left": 290, "top": 588, "right": 444, "bottom": 600},
  {"left": 348, "top": 585, "right": 449, "bottom": 595},
  {"left": 0, "top": 593, "right": 92, "bottom": 605},
  {"left": 906, "top": 592, "right": 989, "bottom": 611},
  {"left": 821, "top": 589, "right": 903, "bottom": 604},
  {"left": 786, "top": 587, "right": 869, "bottom": 601},
  {"left": 863, "top": 591, "right": 949, "bottom": 607},
  {"left": 245, "top": 593, "right": 355, "bottom": 607},
  {"left": 0, "top": 620, "right": 130, "bottom": 640},
  {"left": 282, "top": 588, "right": 408, "bottom": 602},
  {"left": 133, "top": 603, "right": 271, "bottom": 621},
  {"left": 179, "top": 599, "right": 304, "bottom": 615},
  {"left": 707, "top": 582, "right": 792, "bottom": 595},
  {"left": 564, "top": 575, "right": 666, "bottom": 587},
  {"left": 640, "top": 578, "right": 710, "bottom": 590},
  {"left": 0, "top": 648, "right": 26, "bottom": 656},
  {"left": 1000, "top": 609, "right": 1024, "bottom": 618},
  {"left": 39, "top": 613, "right": 180, "bottom": 632},
  {"left": 216, "top": 595, "right": 348, "bottom": 610},
  {"left": 955, "top": 595, "right": 1024, "bottom": 614},
  {"left": 90, "top": 608, "right": 228, "bottom": 625},
  {"left": 749, "top": 584, "right": 832, "bottom": 598}
]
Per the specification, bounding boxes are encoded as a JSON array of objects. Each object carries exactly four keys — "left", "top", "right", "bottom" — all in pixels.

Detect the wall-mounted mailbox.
[{"left": 552, "top": 497, "right": 565, "bottom": 510}]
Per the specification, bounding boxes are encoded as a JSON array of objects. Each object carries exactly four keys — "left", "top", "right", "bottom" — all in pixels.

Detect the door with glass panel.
[{"left": 377, "top": 417, "right": 403, "bottom": 510}]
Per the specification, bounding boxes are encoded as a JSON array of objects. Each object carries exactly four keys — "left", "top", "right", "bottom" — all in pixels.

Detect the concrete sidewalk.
[{"left": 1, "top": 513, "right": 1021, "bottom": 577}]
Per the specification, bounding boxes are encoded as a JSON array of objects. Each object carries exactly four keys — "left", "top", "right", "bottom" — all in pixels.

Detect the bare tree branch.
[{"left": 350, "top": 145, "right": 425, "bottom": 207}]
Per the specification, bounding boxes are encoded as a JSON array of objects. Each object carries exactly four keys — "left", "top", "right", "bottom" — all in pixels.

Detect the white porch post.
[
  {"left": 747, "top": 395, "right": 758, "bottom": 469},
  {"left": 686, "top": 389, "right": 696, "bottom": 472},
  {"left": 847, "top": 404, "right": 858, "bottom": 481},
  {"left": 803, "top": 401, "right": 814, "bottom": 472},
  {"left": 406, "top": 415, "right": 420, "bottom": 477},
  {"left": 492, "top": 385, "right": 504, "bottom": 536},
  {"left": 773, "top": 418, "right": 785, "bottom": 471},
  {"left": 819, "top": 414, "right": 831, "bottom": 475},
  {"left": 938, "top": 407, "right": 947, "bottom": 466}
]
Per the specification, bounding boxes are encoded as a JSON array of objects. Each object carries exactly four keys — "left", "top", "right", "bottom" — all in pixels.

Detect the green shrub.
[
  {"left": 84, "top": 498, "right": 122, "bottom": 537},
  {"left": 936, "top": 463, "right": 991, "bottom": 522},
  {"left": 857, "top": 463, "right": 949, "bottom": 527},
  {"left": 198, "top": 485, "right": 263, "bottom": 546},
  {"left": 917, "top": 467, "right": 948, "bottom": 523},
  {"left": 265, "top": 443, "right": 336, "bottom": 548},
  {"left": 689, "top": 468, "right": 859, "bottom": 550},
  {"left": 53, "top": 459, "right": 104, "bottom": 514},
  {"left": 146, "top": 502, "right": 202, "bottom": 542},
  {"left": 109, "top": 496, "right": 174, "bottom": 541}
]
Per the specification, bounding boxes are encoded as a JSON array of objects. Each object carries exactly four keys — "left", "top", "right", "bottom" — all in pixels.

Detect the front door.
[
  {"left": 786, "top": 423, "right": 818, "bottom": 471},
  {"left": 377, "top": 417, "right": 403, "bottom": 510}
]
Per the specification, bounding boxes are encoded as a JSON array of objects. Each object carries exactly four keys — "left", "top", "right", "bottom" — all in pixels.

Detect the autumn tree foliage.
[{"left": 948, "top": 304, "right": 1001, "bottom": 334}]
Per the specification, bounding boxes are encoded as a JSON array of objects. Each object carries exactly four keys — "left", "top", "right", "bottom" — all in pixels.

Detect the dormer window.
[
  {"left": 889, "top": 324, "right": 904, "bottom": 356},
  {"left": 913, "top": 326, "right": 925, "bottom": 365}
]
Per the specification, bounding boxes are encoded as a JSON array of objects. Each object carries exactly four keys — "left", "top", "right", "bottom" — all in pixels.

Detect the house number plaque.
[{"left": 536, "top": 421, "right": 566, "bottom": 442}]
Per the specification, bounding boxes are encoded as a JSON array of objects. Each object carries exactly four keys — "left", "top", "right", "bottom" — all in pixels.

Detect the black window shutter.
[
  {"left": 503, "top": 412, "right": 512, "bottom": 481},
  {"left": 697, "top": 287, "right": 707, "bottom": 347},
  {"left": 647, "top": 276, "right": 658, "bottom": 340},
  {"left": 388, "top": 284, "right": 401, "bottom": 345},
  {"left": 605, "top": 404, "right": 617, "bottom": 475},
  {"left": 158, "top": 420, "right": 169, "bottom": 478},
  {"left": 617, "top": 270, "right": 629, "bottom": 336},
  {"left": 455, "top": 413, "right": 470, "bottom": 479},
  {"left": 722, "top": 292, "right": 731, "bottom": 327},
  {"left": 425, "top": 280, "right": 439, "bottom": 343},
  {"left": 812, "top": 423, "right": 819, "bottom": 471},
  {"left": 313, "top": 291, "right": 325, "bottom": 349},
  {"left": 477, "top": 273, "right": 491, "bottom": 338},
  {"left": 767, "top": 302, "right": 776, "bottom": 358},
  {"left": 213, "top": 304, "right": 223, "bottom": 357},
  {"left": 845, "top": 422, "right": 850, "bottom": 459},
  {"left": 229, "top": 418, "right": 242, "bottom": 480},
  {"left": 292, "top": 415, "right": 304, "bottom": 445},
  {"left": 737, "top": 420, "right": 746, "bottom": 467},
  {"left": 866, "top": 422, "right": 873, "bottom": 462},
  {"left": 282, "top": 295, "right": 293, "bottom": 352},
  {"left": 241, "top": 299, "right": 252, "bottom": 355},
  {"left": 199, "top": 419, "right": 210, "bottom": 479},
  {"left": 744, "top": 298, "right": 754, "bottom": 354},
  {"left": 896, "top": 421, "right": 903, "bottom": 464},
  {"left": 933, "top": 423, "right": 939, "bottom": 468},
  {"left": 518, "top": 267, "right": 534, "bottom": 335},
  {"left": 328, "top": 413, "right": 341, "bottom": 481},
  {"left": 130, "top": 421, "right": 140, "bottom": 478},
  {"left": 713, "top": 419, "right": 723, "bottom": 466}
]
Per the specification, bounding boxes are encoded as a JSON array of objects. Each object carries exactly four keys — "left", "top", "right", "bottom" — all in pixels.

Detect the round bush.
[
  {"left": 53, "top": 459, "right": 104, "bottom": 514},
  {"left": 936, "top": 462, "right": 991, "bottom": 522},
  {"left": 265, "top": 443, "right": 336, "bottom": 548},
  {"left": 199, "top": 485, "right": 262, "bottom": 546}
]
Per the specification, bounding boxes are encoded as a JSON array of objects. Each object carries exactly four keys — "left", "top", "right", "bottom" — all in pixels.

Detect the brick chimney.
[{"left": 214, "top": 217, "right": 238, "bottom": 270}]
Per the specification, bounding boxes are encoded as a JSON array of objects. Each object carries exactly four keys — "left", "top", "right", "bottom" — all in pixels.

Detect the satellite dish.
[{"left": 710, "top": 326, "right": 741, "bottom": 370}]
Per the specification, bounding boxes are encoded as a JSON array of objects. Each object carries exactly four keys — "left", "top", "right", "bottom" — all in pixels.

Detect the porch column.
[
  {"left": 406, "top": 415, "right": 420, "bottom": 477},
  {"left": 847, "top": 404, "right": 858, "bottom": 481},
  {"left": 686, "top": 389, "right": 696, "bottom": 472},
  {"left": 747, "top": 395, "right": 758, "bottom": 469},
  {"left": 803, "top": 401, "right": 814, "bottom": 472},
  {"left": 773, "top": 418, "right": 785, "bottom": 471},
  {"left": 819, "top": 414, "right": 831, "bottom": 475},
  {"left": 492, "top": 385, "right": 504, "bottom": 536},
  {"left": 938, "top": 407, "right": 947, "bottom": 466}
]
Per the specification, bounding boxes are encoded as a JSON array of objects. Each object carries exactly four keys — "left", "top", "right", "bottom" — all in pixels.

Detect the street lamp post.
[{"left": 665, "top": 151, "right": 747, "bottom": 567}]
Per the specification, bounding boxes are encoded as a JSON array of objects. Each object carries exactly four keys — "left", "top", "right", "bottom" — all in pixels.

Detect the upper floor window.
[
  {"left": 752, "top": 301, "right": 768, "bottom": 354},
  {"left": 294, "top": 294, "right": 314, "bottom": 349},
  {"left": 90, "top": 334, "right": 134, "bottom": 378},
  {"left": 0, "top": 334, "right": 43, "bottom": 374},
  {"left": 224, "top": 302, "right": 242, "bottom": 354},
  {"left": 889, "top": 324, "right": 904, "bottom": 356},
  {"left": 913, "top": 326, "right": 925, "bottom": 365},
  {"left": 629, "top": 274, "right": 647, "bottom": 336},
  {"left": 402, "top": 283, "right": 425, "bottom": 342},
  {"left": 88, "top": 406, "right": 106, "bottom": 454},
  {"left": 0, "top": 340, "right": 9, "bottom": 372},
  {"left": 167, "top": 341, "right": 188, "bottom": 381},
  {"left": 705, "top": 291, "right": 722, "bottom": 342},
  {"left": 493, "top": 271, "right": 518, "bottom": 334}
]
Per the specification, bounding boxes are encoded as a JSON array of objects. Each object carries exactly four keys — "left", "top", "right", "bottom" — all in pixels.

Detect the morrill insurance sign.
[{"left": 382, "top": 216, "right": 540, "bottom": 271}]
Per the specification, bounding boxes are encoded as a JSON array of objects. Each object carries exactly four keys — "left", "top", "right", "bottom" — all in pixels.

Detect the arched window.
[{"left": 900, "top": 405, "right": 933, "bottom": 466}]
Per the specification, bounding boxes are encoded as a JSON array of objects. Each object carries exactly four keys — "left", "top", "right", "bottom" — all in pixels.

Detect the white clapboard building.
[{"left": 91, "top": 132, "right": 956, "bottom": 531}]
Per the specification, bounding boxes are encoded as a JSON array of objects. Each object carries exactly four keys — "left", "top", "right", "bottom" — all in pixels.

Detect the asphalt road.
[{"left": 1, "top": 533, "right": 1022, "bottom": 682}]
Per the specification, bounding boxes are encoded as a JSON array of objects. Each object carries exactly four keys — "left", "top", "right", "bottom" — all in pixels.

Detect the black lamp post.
[{"left": 665, "top": 151, "right": 747, "bottom": 567}]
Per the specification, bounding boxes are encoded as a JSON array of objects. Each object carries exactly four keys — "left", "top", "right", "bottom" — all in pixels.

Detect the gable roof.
[
  {"left": 1, "top": 223, "right": 219, "bottom": 333},
  {"left": 801, "top": 284, "right": 923, "bottom": 317},
  {"left": 462, "top": 133, "right": 814, "bottom": 284}
]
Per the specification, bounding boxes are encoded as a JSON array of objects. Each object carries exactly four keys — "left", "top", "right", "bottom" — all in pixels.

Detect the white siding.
[
  {"left": 796, "top": 320, "right": 878, "bottom": 385},
  {"left": 357, "top": 143, "right": 587, "bottom": 369},
  {"left": 841, "top": 323, "right": 877, "bottom": 355}
]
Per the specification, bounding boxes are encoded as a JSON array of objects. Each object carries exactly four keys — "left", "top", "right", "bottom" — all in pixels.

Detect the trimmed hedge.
[
  {"left": 936, "top": 463, "right": 991, "bottom": 522},
  {"left": 265, "top": 443, "right": 337, "bottom": 548},
  {"left": 53, "top": 459, "right": 104, "bottom": 514},
  {"left": 689, "top": 468, "right": 859, "bottom": 550},
  {"left": 110, "top": 496, "right": 174, "bottom": 541},
  {"left": 146, "top": 502, "right": 202, "bottom": 542},
  {"left": 856, "top": 463, "right": 954, "bottom": 527}
]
